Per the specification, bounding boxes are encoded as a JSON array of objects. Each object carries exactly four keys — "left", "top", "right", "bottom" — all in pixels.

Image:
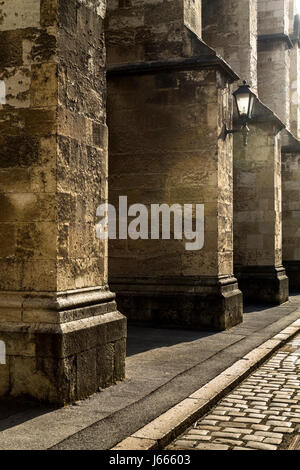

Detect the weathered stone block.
[
  {"left": 284, "top": 261, "right": 300, "bottom": 291},
  {"left": 77, "top": 348, "right": 98, "bottom": 399},
  {"left": 235, "top": 266, "right": 289, "bottom": 304},
  {"left": 112, "top": 276, "right": 243, "bottom": 330},
  {"left": 0, "top": 301, "right": 126, "bottom": 404}
]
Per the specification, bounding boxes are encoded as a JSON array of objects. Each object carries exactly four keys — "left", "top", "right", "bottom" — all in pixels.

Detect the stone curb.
[{"left": 111, "top": 317, "right": 300, "bottom": 450}]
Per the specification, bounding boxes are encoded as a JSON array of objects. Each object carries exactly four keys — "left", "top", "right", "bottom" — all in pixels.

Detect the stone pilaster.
[
  {"left": 290, "top": 15, "right": 300, "bottom": 138},
  {"left": 258, "top": 0, "right": 292, "bottom": 35},
  {"left": 282, "top": 149, "right": 300, "bottom": 291},
  {"left": 257, "top": 0, "right": 292, "bottom": 128},
  {"left": 202, "top": 0, "right": 258, "bottom": 92},
  {"left": 289, "top": 41, "right": 300, "bottom": 137},
  {"left": 233, "top": 101, "right": 289, "bottom": 304},
  {"left": 0, "top": 0, "right": 126, "bottom": 404}
]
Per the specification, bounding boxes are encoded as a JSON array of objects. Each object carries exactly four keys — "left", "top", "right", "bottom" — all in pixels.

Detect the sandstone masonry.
[{"left": 1, "top": 0, "right": 300, "bottom": 404}]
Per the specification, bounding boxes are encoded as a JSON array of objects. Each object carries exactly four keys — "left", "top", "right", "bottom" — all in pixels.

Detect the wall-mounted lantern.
[{"left": 224, "top": 80, "right": 255, "bottom": 146}]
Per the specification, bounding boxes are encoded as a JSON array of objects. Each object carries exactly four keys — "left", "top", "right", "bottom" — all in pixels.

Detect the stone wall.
[
  {"left": 0, "top": 0, "right": 126, "bottom": 404},
  {"left": 234, "top": 123, "right": 282, "bottom": 265}
]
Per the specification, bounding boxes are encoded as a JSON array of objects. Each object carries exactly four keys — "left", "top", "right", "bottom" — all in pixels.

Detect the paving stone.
[
  {"left": 205, "top": 415, "right": 231, "bottom": 422},
  {"left": 248, "top": 413, "right": 266, "bottom": 419},
  {"left": 196, "top": 425, "right": 221, "bottom": 431},
  {"left": 255, "top": 431, "right": 284, "bottom": 439},
  {"left": 212, "top": 431, "right": 242, "bottom": 439},
  {"left": 181, "top": 434, "right": 204, "bottom": 441},
  {"left": 223, "top": 427, "right": 252, "bottom": 434},
  {"left": 215, "top": 438, "right": 243, "bottom": 446},
  {"left": 273, "top": 427, "right": 294, "bottom": 433},
  {"left": 264, "top": 438, "right": 283, "bottom": 445},
  {"left": 187, "top": 429, "right": 209, "bottom": 436},
  {"left": 266, "top": 420, "right": 292, "bottom": 427},
  {"left": 234, "top": 417, "right": 262, "bottom": 424},
  {"left": 246, "top": 442, "right": 277, "bottom": 450},
  {"left": 266, "top": 415, "right": 286, "bottom": 421},
  {"left": 189, "top": 435, "right": 212, "bottom": 441},
  {"left": 173, "top": 440, "right": 197, "bottom": 448},
  {"left": 226, "top": 411, "right": 247, "bottom": 417},
  {"left": 245, "top": 408, "right": 266, "bottom": 414},
  {"left": 200, "top": 420, "right": 219, "bottom": 426},
  {"left": 215, "top": 406, "right": 233, "bottom": 412},
  {"left": 195, "top": 443, "right": 229, "bottom": 450},
  {"left": 243, "top": 435, "right": 265, "bottom": 442},
  {"left": 251, "top": 424, "right": 271, "bottom": 431},
  {"left": 219, "top": 421, "right": 248, "bottom": 428},
  {"left": 232, "top": 447, "right": 253, "bottom": 450}
]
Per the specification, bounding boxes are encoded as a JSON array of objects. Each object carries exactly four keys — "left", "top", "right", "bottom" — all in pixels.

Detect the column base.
[
  {"left": 234, "top": 265, "right": 289, "bottom": 304},
  {"left": 283, "top": 261, "right": 300, "bottom": 292},
  {"left": 110, "top": 276, "right": 243, "bottom": 331},
  {"left": 0, "top": 286, "right": 126, "bottom": 405}
]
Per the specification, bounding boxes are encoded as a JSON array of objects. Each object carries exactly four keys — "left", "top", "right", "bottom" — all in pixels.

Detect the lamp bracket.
[
  {"left": 224, "top": 125, "right": 239, "bottom": 137},
  {"left": 222, "top": 123, "right": 249, "bottom": 147}
]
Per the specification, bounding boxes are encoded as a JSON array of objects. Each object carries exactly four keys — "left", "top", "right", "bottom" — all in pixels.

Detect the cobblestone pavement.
[{"left": 167, "top": 334, "right": 300, "bottom": 450}]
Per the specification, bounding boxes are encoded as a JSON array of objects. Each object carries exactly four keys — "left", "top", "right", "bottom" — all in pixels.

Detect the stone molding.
[
  {"left": 107, "top": 56, "right": 239, "bottom": 82},
  {"left": 258, "top": 33, "right": 294, "bottom": 49}
]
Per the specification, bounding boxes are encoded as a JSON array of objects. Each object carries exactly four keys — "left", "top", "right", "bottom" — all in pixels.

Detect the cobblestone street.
[{"left": 167, "top": 334, "right": 300, "bottom": 451}]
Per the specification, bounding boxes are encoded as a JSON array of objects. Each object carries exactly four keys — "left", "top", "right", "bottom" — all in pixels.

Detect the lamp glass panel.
[
  {"left": 236, "top": 93, "right": 250, "bottom": 117},
  {"left": 248, "top": 94, "right": 255, "bottom": 119}
]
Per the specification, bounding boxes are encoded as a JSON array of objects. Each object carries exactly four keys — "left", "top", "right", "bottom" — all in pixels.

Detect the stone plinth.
[
  {"left": 0, "top": 0, "right": 126, "bottom": 404},
  {"left": 111, "top": 276, "right": 243, "bottom": 331}
]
